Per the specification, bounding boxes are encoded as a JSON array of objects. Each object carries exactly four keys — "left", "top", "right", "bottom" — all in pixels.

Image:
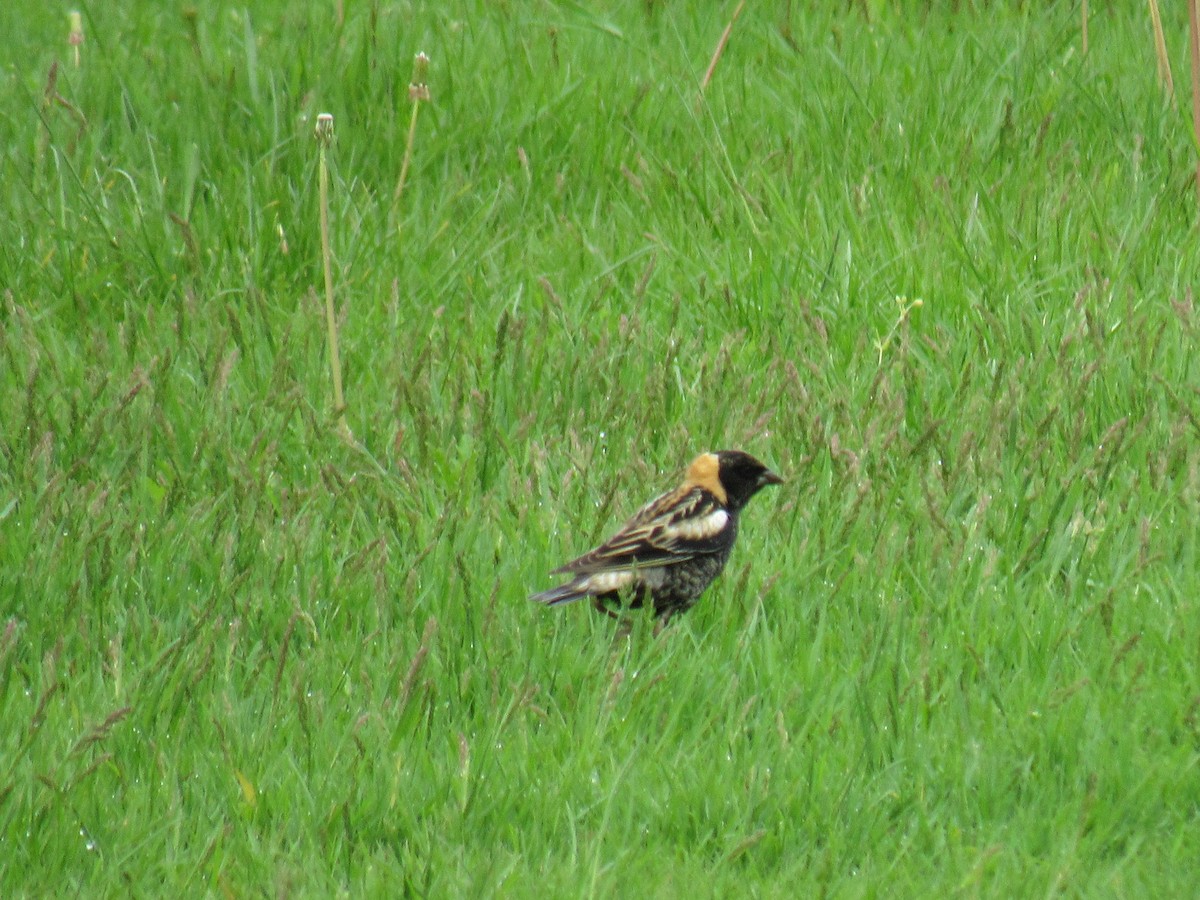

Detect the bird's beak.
[{"left": 759, "top": 469, "right": 784, "bottom": 487}]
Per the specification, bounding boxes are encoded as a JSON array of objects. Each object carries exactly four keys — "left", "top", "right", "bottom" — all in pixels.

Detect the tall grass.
[{"left": 2, "top": 1, "right": 1199, "bottom": 895}]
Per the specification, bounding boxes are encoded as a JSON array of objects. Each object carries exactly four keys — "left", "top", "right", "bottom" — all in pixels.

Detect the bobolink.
[{"left": 530, "top": 450, "right": 783, "bottom": 620}]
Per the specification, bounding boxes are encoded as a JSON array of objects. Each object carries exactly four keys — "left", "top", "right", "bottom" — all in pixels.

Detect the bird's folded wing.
[{"left": 552, "top": 487, "right": 731, "bottom": 574}]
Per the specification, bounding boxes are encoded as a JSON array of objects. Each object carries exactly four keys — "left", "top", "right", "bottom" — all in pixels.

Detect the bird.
[{"left": 530, "top": 449, "right": 783, "bottom": 621}]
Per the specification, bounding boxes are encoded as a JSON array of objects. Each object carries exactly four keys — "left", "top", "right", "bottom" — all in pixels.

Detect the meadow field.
[{"left": 3, "top": 1, "right": 1200, "bottom": 895}]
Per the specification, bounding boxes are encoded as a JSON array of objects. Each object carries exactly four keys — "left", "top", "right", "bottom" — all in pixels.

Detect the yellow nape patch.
[{"left": 684, "top": 452, "right": 727, "bottom": 504}]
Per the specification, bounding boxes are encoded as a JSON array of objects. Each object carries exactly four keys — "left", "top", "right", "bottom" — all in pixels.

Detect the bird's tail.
[{"left": 529, "top": 581, "right": 590, "bottom": 606}]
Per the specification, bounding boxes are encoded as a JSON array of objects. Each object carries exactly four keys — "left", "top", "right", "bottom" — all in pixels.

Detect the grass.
[{"left": 3, "top": 0, "right": 1200, "bottom": 895}]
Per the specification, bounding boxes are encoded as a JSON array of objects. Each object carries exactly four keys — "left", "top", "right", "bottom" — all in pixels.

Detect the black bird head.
[{"left": 714, "top": 449, "right": 783, "bottom": 511}]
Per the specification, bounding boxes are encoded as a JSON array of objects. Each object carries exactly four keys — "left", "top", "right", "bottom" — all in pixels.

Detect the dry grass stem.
[
  {"left": 393, "top": 52, "right": 430, "bottom": 214},
  {"left": 1190, "top": 0, "right": 1200, "bottom": 207},
  {"left": 1147, "top": 0, "right": 1175, "bottom": 104},
  {"left": 68, "top": 11, "right": 83, "bottom": 68},
  {"left": 700, "top": 0, "right": 746, "bottom": 95},
  {"left": 315, "top": 113, "right": 352, "bottom": 441}
]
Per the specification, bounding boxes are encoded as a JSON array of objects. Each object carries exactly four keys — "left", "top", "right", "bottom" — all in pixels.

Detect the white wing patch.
[
  {"left": 663, "top": 509, "right": 729, "bottom": 542},
  {"left": 581, "top": 568, "right": 666, "bottom": 593},
  {"left": 581, "top": 571, "right": 636, "bottom": 593}
]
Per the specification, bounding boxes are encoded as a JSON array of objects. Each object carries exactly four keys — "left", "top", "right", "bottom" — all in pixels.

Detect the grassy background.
[{"left": 3, "top": 0, "right": 1200, "bottom": 895}]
